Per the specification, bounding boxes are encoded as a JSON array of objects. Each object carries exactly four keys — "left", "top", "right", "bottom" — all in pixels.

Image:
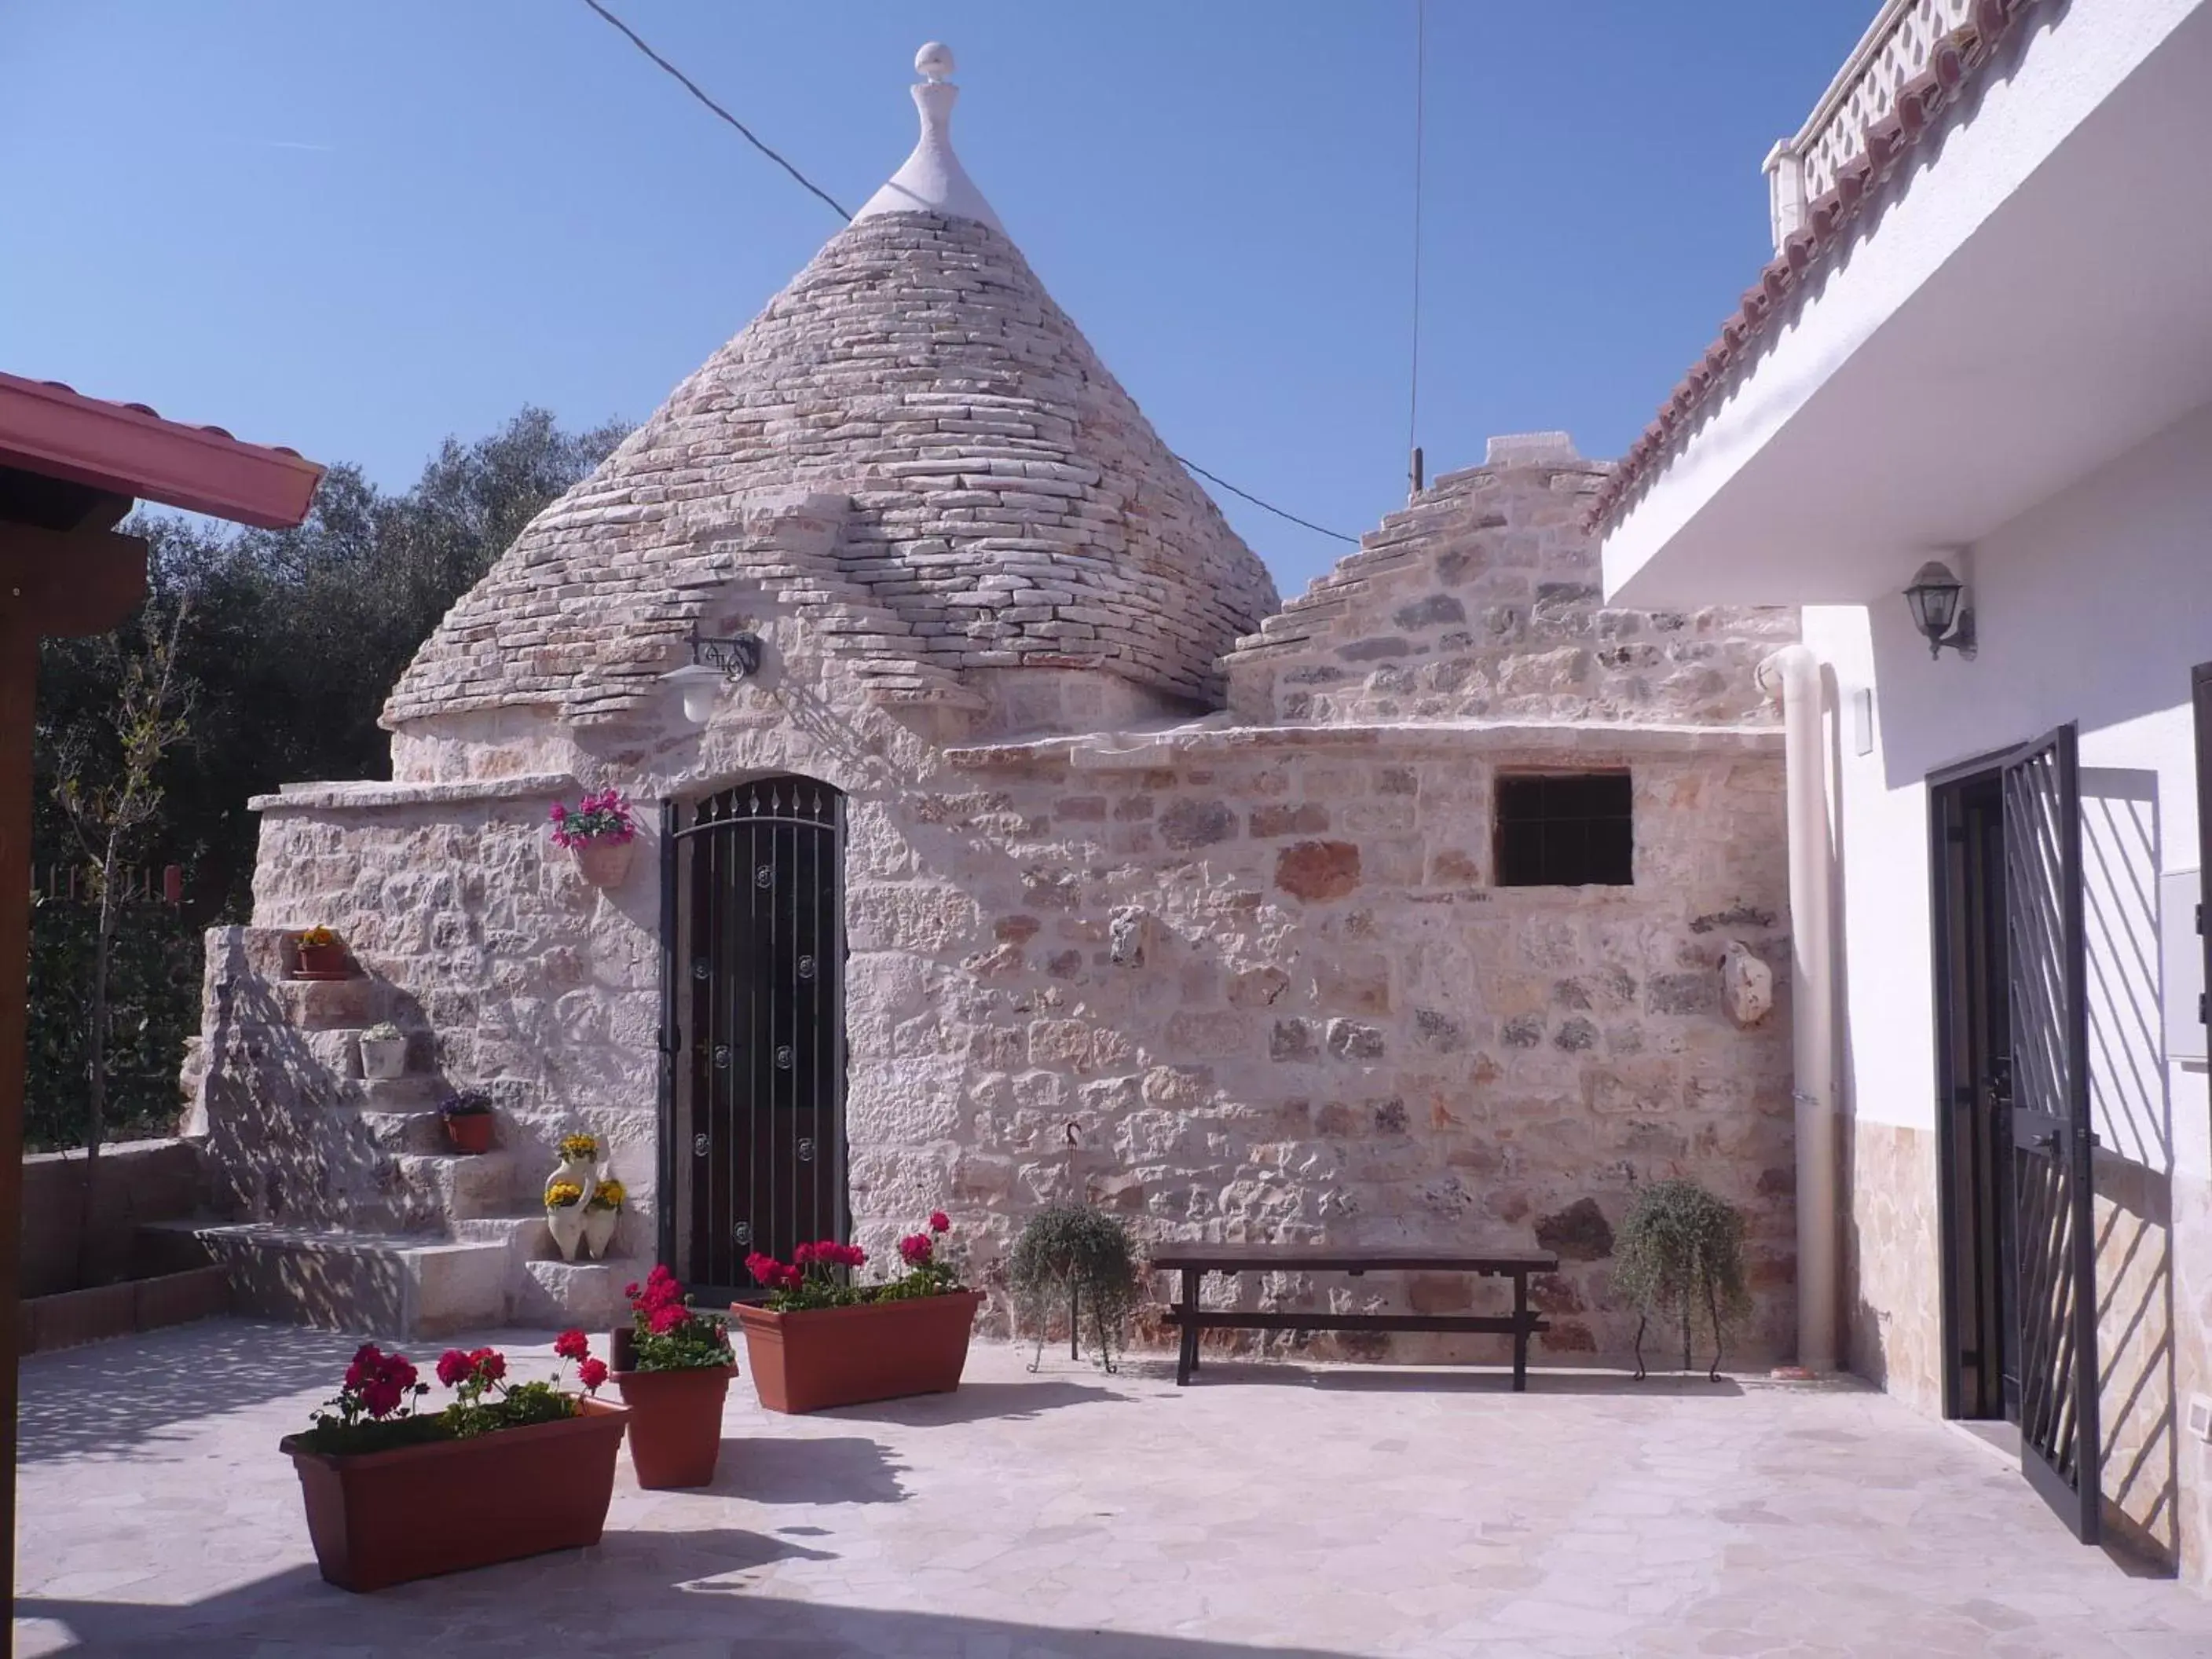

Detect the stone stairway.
[{"left": 182, "top": 927, "right": 649, "bottom": 1337}]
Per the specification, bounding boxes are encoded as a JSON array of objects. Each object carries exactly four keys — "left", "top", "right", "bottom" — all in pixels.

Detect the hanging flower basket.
[
  {"left": 551, "top": 790, "right": 638, "bottom": 888},
  {"left": 572, "top": 840, "right": 634, "bottom": 888}
]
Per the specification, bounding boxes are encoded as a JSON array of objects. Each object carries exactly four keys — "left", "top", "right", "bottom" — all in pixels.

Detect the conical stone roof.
[{"left": 384, "top": 49, "right": 1276, "bottom": 732}]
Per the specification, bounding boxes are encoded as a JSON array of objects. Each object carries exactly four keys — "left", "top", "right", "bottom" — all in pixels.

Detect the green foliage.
[
  {"left": 27, "top": 408, "right": 627, "bottom": 1152},
  {"left": 1008, "top": 1203, "right": 1142, "bottom": 1369},
  {"left": 1611, "top": 1179, "right": 1752, "bottom": 1375},
  {"left": 25, "top": 897, "right": 200, "bottom": 1152}
]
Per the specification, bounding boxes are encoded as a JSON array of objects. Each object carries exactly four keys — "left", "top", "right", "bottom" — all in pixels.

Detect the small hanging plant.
[
  {"left": 1008, "top": 1203, "right": 1142, "bottom": 1374},
  {"left": 548, "top": 789, "right": 637, "bottom": 848},
  {"left": 1611, "top": 1178, "right": 1752, "bottom": 1382},
  {"left": 551, "top": 790, "right": 639, "bottom": 888}
]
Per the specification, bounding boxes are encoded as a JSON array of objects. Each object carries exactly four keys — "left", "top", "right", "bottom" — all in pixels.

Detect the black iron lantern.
[
  {"left": 1903, "top": 560, "right": 1973, "bottom": 659},
  {"left": 661, "top": 625, "right": 764, "bottom": 724}
]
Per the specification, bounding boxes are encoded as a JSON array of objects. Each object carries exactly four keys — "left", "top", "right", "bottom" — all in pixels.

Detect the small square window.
[{"left": 1493, "top": 772, "right": 1632, "bottom": 887}]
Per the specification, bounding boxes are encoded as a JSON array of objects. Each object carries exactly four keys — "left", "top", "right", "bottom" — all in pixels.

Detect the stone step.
[
  {"left": 335, "top": 1075, "right": 451, "bottom": 1111},
  {"left": 452, "top": 1213, "right": 551, "bottom": 1254},
  {"left": 190, "top": 1222, "right": 508, "bottom": 1339},
  {"left": 390, "top": 1152, "right": 521, "bottom": 1221},
  {"left": 515, "top": 1257, "right": 656, "bottom": 1332},
  {"left": 351, "top": 1110, "right": 450, "bottom": 1155}
]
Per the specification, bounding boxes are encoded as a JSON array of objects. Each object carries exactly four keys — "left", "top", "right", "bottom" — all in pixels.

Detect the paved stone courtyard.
[{"left": 15, "top": 1320, "right": 2212, "bottom": 1657}]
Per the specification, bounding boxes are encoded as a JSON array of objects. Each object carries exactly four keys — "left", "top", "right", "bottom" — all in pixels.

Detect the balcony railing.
[{"left": 1763, "top": 0, "right": 1981, "bottom": 250}]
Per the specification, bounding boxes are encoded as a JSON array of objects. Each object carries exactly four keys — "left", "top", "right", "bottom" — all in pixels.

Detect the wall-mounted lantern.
[
  {"left": 1903, "top": 559, "right": 1975, "bottom": 660},
  {"left": 661, "top": 626, "right": 764, "bottom": 725}
]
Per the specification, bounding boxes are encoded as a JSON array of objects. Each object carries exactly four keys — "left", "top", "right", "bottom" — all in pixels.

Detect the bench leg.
[
  {"left": 1176, "top": 1267, "right": 1199, "bottom": 1385},
  {"left": 1513, "top": 1272, "right": 1530, "bottom": 1393}
]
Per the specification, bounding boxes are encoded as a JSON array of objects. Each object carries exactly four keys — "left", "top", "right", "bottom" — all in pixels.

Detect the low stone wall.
[{"left": 21, "top": 1137, "right": 206, "bottom": 1298}]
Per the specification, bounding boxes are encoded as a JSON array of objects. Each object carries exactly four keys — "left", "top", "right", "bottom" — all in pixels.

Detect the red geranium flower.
[
  {"left": 579, "top": 1357, "right": 609, "bottom": 1391},
  {"left": 929, "top": 1210, "right": 950, "bottom": 1234},
  {"left": 436, "top": 1349, "right": 471, "bottom": 1388},
  {"left": 899, "top": 1232, "right": 933, "bottom": 1266},
  {"left": 554, "top": 1328, "right": 590, "bottom": 1362}
]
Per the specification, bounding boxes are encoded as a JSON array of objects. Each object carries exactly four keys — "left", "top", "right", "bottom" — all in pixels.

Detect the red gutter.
[{"left": 0, "top": 371, "right": 324, "bottom": 529}]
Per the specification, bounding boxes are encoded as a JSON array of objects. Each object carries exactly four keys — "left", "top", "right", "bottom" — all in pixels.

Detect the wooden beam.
[
  {"left": 0, "top": 609, "right": 36, "bottom": 1628},
  {"left": 0, "top": 521, "right": 148, "bottom": 639},
  {"left": 0, "top": 515, "right": 147, "bottom": 1624}
]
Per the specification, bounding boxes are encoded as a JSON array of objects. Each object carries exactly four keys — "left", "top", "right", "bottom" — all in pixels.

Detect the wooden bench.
[{"left": 1150, "top": 1245, "right": 1560, "bottom": 1390}]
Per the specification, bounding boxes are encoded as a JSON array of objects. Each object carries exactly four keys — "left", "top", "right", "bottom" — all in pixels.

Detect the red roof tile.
[{"left": 0, "top": 372, "right": 322, "bottom": 530}]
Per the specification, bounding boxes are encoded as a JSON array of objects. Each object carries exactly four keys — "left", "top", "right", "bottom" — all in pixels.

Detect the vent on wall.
[{"left": 1495, "top": 772, "right": 1634, "bottom": 888}]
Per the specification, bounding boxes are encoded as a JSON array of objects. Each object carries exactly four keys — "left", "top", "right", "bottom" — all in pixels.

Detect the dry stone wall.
[
  {"left": 384, "top": 212, "right": 1277, "bottom": 729},
  {"left": 1228, "top": 445, "right": 1794, "bottom": 727},
  {"left": 200, "top": 439, "right": 1803, "bottom": 1363}
]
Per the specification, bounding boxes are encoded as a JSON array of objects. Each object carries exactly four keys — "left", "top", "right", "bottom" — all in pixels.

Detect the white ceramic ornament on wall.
[
  {"left": 545, "top": 1152, "right": 599, "bottom": 1263},
  {"left": 583, "top": 1163, "right": 619, "bottom": 1260}
]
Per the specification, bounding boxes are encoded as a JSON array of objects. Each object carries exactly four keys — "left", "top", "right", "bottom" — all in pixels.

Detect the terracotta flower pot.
[
  {"left": 732, "top": 1290, "right": 982, "bottom": 1414},
  {"left": 444, "top": 1112, "right": 495, "bottom": 1155},
  {"left": 293, "top": 942, "right": 350, "bottom": 980},
  {"left": 280, "top": 1399, "right": 628, "bottom": 1593},
  {"left": 572, "top": 840, "right": 634, "bottom": 888},
  {"left": 612, "top": 1364, "right": 738, "bottom": 1488}
]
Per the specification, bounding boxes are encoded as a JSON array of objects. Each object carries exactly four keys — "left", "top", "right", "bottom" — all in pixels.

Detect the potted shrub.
[
  {"left": 608, "top": 1266, "right": 739, "bottom": 1489},
  {"left": 440, "top": 1090, "right": 496, "bottom": 1155},
  {"left": 1009, "top": 1203, "right": 1143, "bottom": 1373},
  {"left": 291, "top": 925, "right": 349, "bottom": 980},
  {"left": 584, "top": 1177, "right": 624, "bottom": 1260},
  {"left": 279, "top": 1334, "right": 618, "bottom": 1592},
  {"left": 357, "top": 1021, "right": 408, "bottom": 1081},
  {"left": 734, "top": 1212, "right": 982, "bottom": 1413},
  {"left": 1612, "top": 1178, "right": 1752, "bottom": 1382},
  {"left": 550, "top": 789, "right": 638, "bottom": 888}
]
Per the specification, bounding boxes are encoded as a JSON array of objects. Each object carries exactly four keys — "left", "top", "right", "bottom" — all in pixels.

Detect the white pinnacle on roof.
[{"left": 852, "top": 42, "right": 1005, "bottom": 233}]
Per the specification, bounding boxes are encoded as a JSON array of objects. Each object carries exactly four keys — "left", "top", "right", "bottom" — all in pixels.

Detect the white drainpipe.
[{"left": 1756, "top": 645, "right": 1837, "bottom": 1374}]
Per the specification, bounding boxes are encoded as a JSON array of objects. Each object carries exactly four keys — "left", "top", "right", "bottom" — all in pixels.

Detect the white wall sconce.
[
  {"left": 1903, "top": 559, "right": 1976, "bottom": 660},
  {"left": 661, "top": 625, "right": 764, "bottom": 725}
]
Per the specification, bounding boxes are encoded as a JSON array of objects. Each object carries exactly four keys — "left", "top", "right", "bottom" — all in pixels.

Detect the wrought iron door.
[
  {"left": 669, "top": 777, "right": 845, "bottom": 1298},
  {"left": 2000, "top": 723, "right": 2101, "bottom": 1544}
]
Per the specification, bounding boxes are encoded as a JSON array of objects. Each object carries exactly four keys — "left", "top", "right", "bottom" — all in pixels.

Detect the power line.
[
  {"left": 581, "top": 0, "right": 853, "bottom": 222},
  {"left": 1407, "top": 0, "right": 1427, "bottom": 464},
  {"left": 577, "top": 1, "right": 1355, "bottom": 549},
  {"left": 1173, "top": 455, "right": 1358, "bottom": 547}
]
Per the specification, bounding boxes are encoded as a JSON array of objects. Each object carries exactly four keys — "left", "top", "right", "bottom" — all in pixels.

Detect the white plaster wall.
[
  {"left": 1815, "top": 397, "right": 2212, "bottom": 1159},
  {"left": 1811, "top": 396, "right": 2212, "bottom": 1573},
  {"left": 1604, "top": 0, "right": 2212, "bottom": 606}
]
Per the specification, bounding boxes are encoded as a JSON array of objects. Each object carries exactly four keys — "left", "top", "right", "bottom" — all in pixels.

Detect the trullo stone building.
[{"left": 184, "top": 46, "right": 1802, "bottom": 1363}]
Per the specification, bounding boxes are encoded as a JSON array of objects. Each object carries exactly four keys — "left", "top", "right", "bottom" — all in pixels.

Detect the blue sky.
[{"left": 2, "top": 1, "right": 1872, "bottom": 595}]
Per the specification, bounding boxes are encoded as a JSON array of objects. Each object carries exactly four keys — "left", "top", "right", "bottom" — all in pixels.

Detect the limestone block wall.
[{"left": 1227, "top": 449, "right": 1796, "bottom": 728}]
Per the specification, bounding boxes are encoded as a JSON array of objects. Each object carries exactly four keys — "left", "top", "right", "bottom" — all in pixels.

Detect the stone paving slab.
[{"left": 14, "top": 1319, "right": 2212, "bottom": 1657}]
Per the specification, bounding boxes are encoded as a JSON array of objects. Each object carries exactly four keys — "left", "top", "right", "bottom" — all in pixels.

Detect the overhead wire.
[
  {"left": 1408, "top": 0, "right": 1427, "bottom": 463},
  {"left": 577, "top": 0, "right": 1355, "bottom": 550}
]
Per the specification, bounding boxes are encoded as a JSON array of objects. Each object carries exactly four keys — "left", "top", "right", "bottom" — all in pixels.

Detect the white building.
[{"left": 1598, "top": 0, "right": 2212, "bottom": 1577}]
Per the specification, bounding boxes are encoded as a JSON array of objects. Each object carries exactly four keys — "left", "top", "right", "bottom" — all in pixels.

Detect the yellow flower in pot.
[
  {"left": 584, "top": 1177, "right": 624, "bottom": 1261},
  {"left": 545, "top": 1180, "right": 588, "bottom": 1262}
]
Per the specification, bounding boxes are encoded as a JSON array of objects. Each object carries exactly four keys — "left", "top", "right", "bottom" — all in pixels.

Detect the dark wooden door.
[
  {"left": 672, "top": 777, "right": 845, "bottom": 1299},
  {"left": 2000, "top": 723, "right": 2101, "bottom": 1544}
]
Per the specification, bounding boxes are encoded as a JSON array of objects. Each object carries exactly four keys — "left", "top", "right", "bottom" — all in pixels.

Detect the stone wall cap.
[
  {"left": 947, "top": 718, "right": 1785, "bottom": 770},
  {"left": 251, "top": 772, "right": 578, "bottom": 814}
]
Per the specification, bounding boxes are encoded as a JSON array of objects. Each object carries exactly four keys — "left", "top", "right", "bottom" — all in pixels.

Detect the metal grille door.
[
  {"left": 2000, "top": 723, "right": 2102, "bottom": 1544},
  {"left": 672, "top": 777, "right": 845, "bottom": 1298}
]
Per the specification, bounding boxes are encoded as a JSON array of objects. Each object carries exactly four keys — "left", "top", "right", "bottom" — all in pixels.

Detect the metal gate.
[
  {"left": 1999, "top": 723, "right": 2101, "bottom": 1543},
  {"left": 663, "top": 776, "right": 846, "bottom": 1300}
]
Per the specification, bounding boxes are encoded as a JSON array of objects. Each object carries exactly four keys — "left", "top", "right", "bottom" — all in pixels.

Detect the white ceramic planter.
[
  {"left": 358, "top": 1035, "right": 408, "bottom": 1081},
  {"left": 583, "top": 1207, "right": 618, "bottom": 1260},
  {"left": 547, "top": 1205, "right": 588, "bottom": 1262}
]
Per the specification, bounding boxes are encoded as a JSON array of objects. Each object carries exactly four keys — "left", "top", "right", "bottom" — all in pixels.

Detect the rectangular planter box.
[
  {"left": 23, "top": 1265, "right": 232, "bottom": 1354},
  {"left": 282, "top": 1400, "right": 628, "bottom": 1592},
  {"left": 733, "top": 1290, "right": 982, "bottom": 1413}
]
